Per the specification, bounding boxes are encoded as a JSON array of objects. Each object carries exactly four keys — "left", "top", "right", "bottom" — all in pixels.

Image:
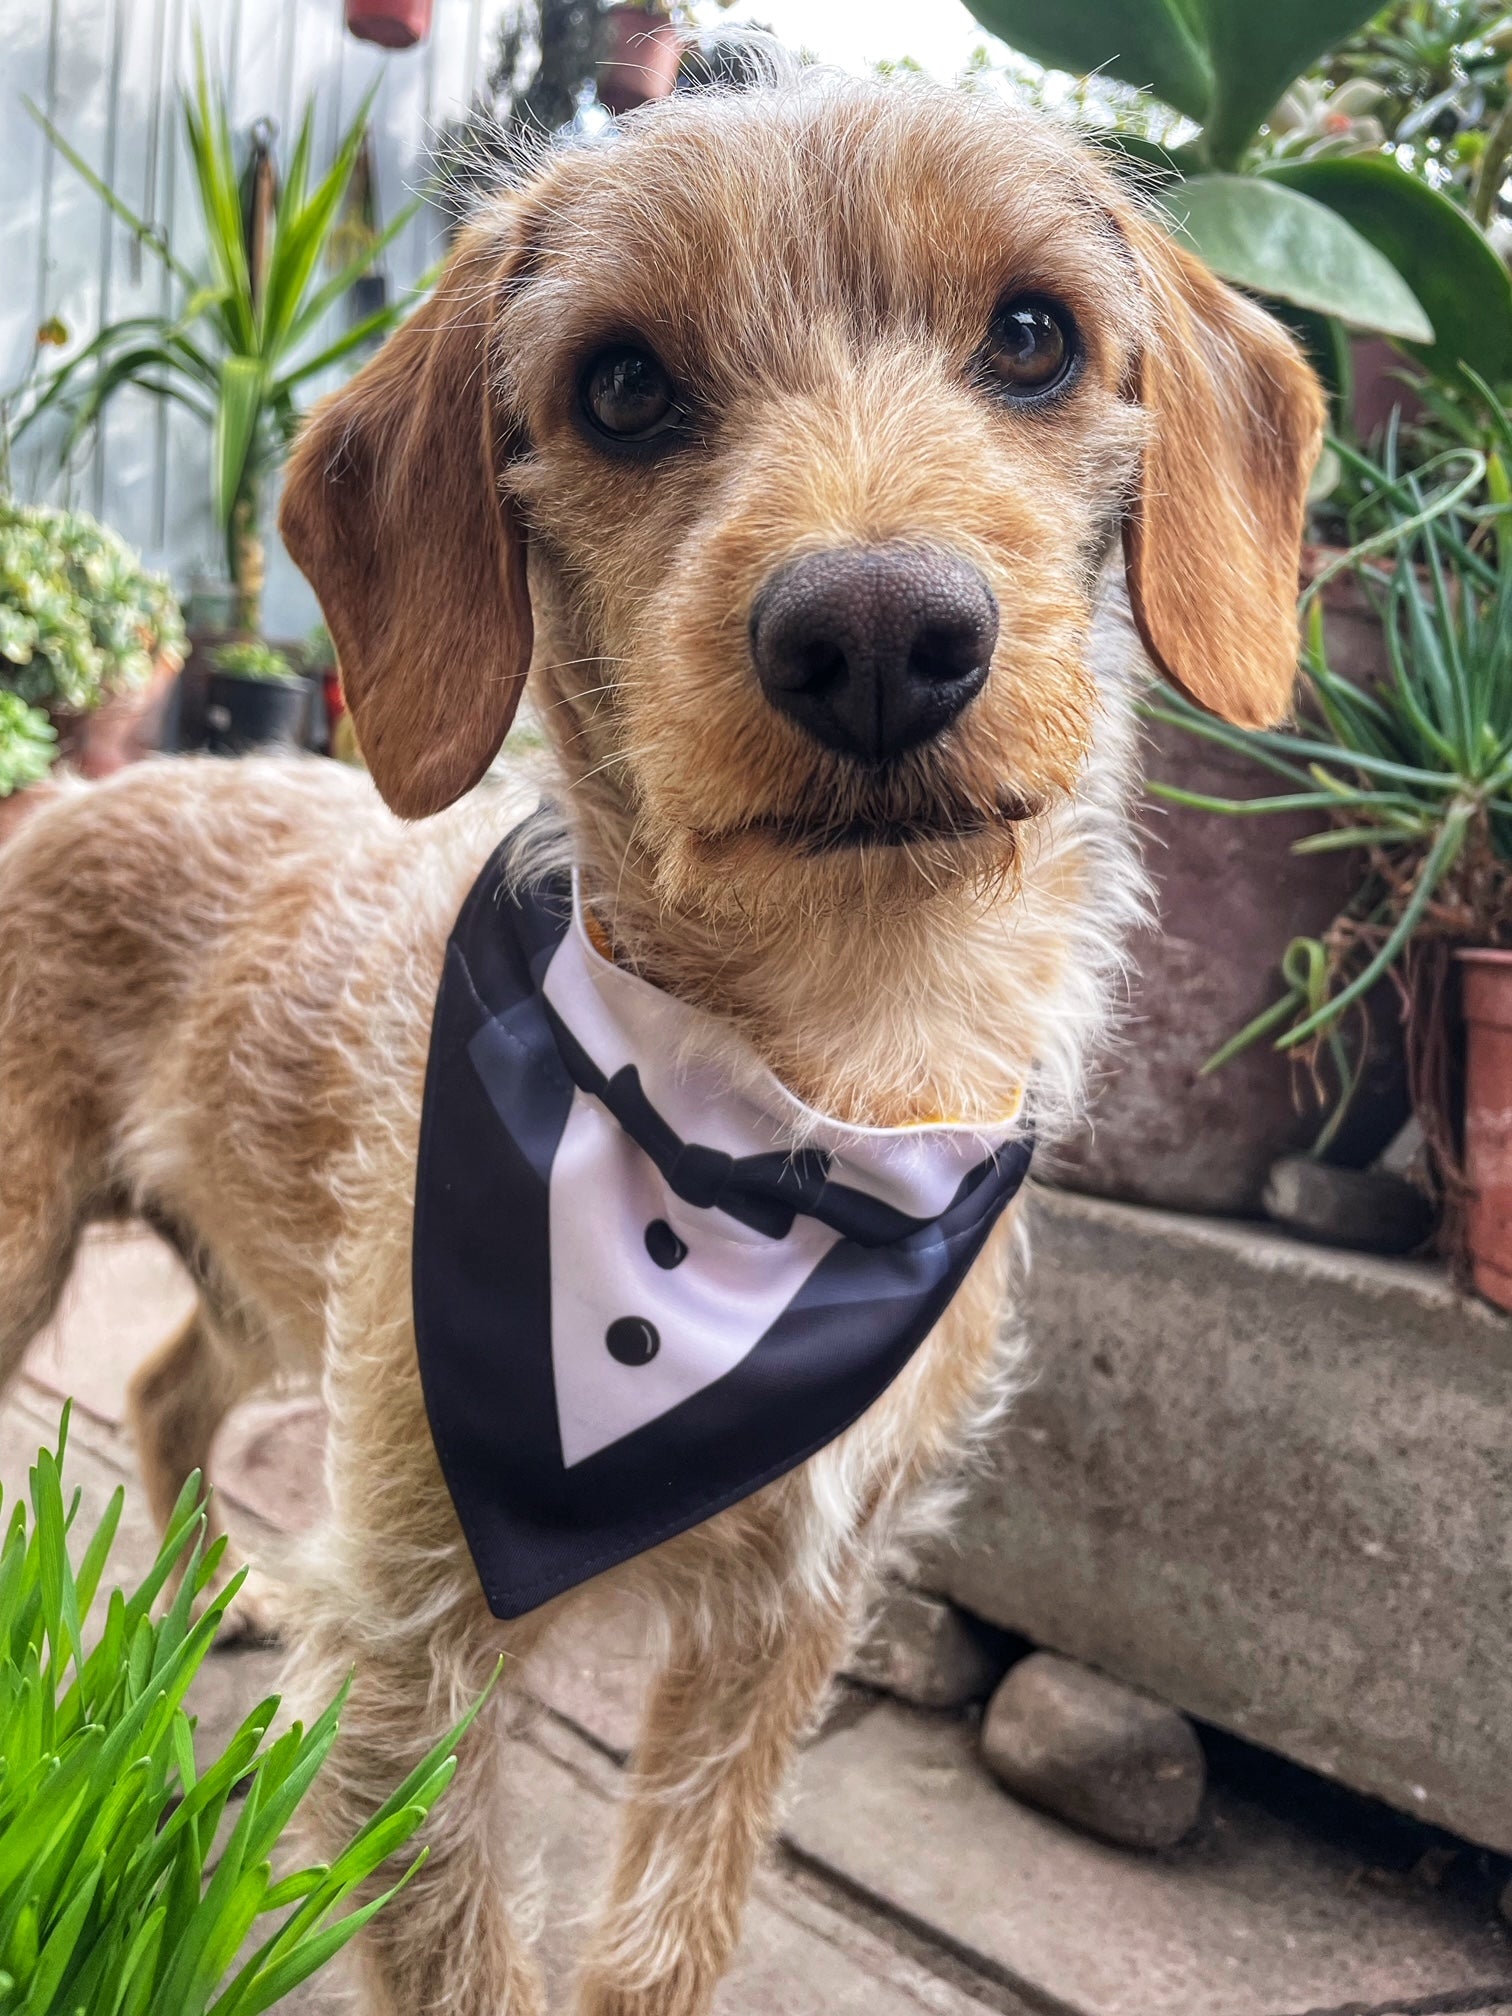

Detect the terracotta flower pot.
[
  {"left": 1350, "top": 336, "right": 1424, "bottom": 445},
  {"left": 1456, "top": 949, "right": 1512, "bottom": 1311},
  {"left": 598, "top": 6, "right": 682, "bottom": 114},
  {"left": 345, "top": 0, "right": 433, "bottom": 50},
  {"left": 1054, "top": 561, "right": 1408, "bottom": 1215}
]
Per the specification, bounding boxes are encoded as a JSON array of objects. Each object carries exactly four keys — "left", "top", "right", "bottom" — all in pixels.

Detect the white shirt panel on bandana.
[{"left": 548, "top": 1086, "right": 840, "bottom": 1467}]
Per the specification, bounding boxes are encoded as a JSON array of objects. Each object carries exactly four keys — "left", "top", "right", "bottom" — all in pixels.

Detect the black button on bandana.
[
  {"left": 412, "top": 822, "right": 1034, "bottom": 1621},
  {"left": 644, "top": 1219, "right": 688, "bottom": 1269},
  {"left": 606, "top": 1316, "right": 660, "bottom": 1364}
]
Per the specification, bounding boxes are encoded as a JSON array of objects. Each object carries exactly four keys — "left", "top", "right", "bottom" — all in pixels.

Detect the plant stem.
[{"left": 228, "top": 479, "right": 264, "bottom": 635}]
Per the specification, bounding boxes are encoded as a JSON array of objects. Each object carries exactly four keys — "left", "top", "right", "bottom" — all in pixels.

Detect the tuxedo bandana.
[{"left": 414, "top": 829, "right": 1035, "bottom": 1619}]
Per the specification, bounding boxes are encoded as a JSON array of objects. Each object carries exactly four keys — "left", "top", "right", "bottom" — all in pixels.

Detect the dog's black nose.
[{"left": 750, "top": 545, "right": 998, "bottom": 763}]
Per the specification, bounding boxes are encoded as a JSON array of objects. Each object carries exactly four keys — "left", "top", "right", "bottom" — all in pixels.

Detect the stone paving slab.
[
  {"left": 786, "top": 1702, "right": 1512, "bottom": 2016},
  {"left": 527, "top": 1713, "right": 1015, "bottom": 2016}
]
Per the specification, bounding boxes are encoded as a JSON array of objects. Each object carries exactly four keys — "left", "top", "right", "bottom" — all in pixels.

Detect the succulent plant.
[{"left": 0, "top": 501, "right": 185, "bottom": 716}]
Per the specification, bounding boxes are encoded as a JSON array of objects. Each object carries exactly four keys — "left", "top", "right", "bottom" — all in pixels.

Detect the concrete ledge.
[{"left": 935, "top": 1187, "right": 1512, "bottom": 1853}]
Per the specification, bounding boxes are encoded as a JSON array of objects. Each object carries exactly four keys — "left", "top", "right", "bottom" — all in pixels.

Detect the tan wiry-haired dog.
[{"left": 0, "top": 69, "right": 1321, "bottom": 2016}]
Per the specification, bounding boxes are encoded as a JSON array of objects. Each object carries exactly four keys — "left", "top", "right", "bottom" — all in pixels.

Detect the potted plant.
[
  {"left": 960, "top": 1, "right": 1512, "bottom": 1214},
  {"left": 961, "top": 0, "right": 1512, "bottom": 388},
  {"left": 16, "top": 48, "right": 426, "bottom": 637},
  {"left": 598, "top": 1, "right": 683, "bottom": 115},
  {"left": 0, "top": 499, "right": 185, "bottom": 786},
  {"left": 1, "top": 1408, "right": 478, "bottom": 2014},
  {"left": 205, "top": 639, "right": 309, "bottom": 755},
  {"left": 0, "top": 690, "right": 57, "bottom": 840},
  {"left": 1149, "top": 403, "right": 1512, "bottom": 1302}
]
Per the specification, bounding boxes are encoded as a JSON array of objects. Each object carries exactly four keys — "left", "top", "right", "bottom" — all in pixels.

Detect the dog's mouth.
[{"left": 707, "top": 787, "right": 1044, "bottom": 857}]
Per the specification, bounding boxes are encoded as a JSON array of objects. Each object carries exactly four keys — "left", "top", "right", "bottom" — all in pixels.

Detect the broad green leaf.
[
  {"left": 961, "top": 0, "right": 1213, "bottom": 121},
  {"left": 1265, "top": 156, "right": 1512, "bottom": 385},
  {"left": 1158, "top": 173, "right": 1433, "bottom": 341},
  {"left": 1087, "top": 130, "right": 1201, "bottom": 183},
  {"left": 212, "top": 359, "right": 266, "bottom": 529},
  {"left": 1193, "top": 0, "right": 1385, "bottom": 167},
  {"left": 959, "top": 0, "right": 1383, "bottom": 162}
]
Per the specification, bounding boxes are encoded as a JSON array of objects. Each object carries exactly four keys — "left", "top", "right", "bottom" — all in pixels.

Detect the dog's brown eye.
[
  {"left": 982, "top": 296, "right": 1077, "bottom": 399},
  {"left": 581, "top": 345, "right": 678, "bottom": 442}
]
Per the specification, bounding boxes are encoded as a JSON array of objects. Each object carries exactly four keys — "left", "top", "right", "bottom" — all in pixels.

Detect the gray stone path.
[{"left": 8, "top": 1225, "right": 1512, "bottom": 2016}]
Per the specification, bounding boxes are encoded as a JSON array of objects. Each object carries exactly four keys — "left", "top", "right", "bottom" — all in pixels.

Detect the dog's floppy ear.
[
  {"left": 1119, "top": 218, "right": 1325, "bottom": 730},
  {"left": 279, "top": 221, "right": 531, "bottom": 819}
]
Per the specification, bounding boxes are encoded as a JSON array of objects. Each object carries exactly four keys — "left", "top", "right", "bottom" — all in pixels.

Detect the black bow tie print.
[{"left": 542, "top": 1004, "right": 940, "bottom": 1247}]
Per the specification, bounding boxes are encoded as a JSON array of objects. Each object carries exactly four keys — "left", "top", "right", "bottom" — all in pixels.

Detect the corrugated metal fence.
[{"left": 0, "top": 0, "right": 506, "bottom": 633}]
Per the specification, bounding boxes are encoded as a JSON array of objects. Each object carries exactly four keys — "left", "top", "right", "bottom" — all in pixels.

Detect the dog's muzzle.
[{"left": 749, "top": 542, "right": 998, "bottom": 764}]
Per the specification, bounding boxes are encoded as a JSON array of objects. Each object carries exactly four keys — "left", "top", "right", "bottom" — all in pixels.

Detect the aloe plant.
[
  {"left": 1147, "top": 385, "right": 1512, "bottom": 1150},
  {"left": 15, "top": 45, "right": 425, "bottom": 634},
  {"left": 0, "top": 1406, "right": 484, "bottom": 2015}
]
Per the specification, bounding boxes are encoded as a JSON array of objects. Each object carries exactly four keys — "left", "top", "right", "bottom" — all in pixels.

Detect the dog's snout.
[{"left": 749, "top": 545, "right": 998, "bottom": 763}]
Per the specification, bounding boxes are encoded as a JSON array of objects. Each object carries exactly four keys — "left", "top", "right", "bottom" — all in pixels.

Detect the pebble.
[{"left": 980, "top": 1651, "right": 1205, "bottom": 1850}]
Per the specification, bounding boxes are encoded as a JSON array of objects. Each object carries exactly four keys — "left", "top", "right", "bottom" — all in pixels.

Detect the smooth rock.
[
  {"left": 1264, "top": 1155, "right": 1435, "bottom": 1255},
  {"left": 845, "top": 1582, "right": 1006, "bottom": 1710},
  {"left": 981, "top": 1652, "right": 1205, "bottom": 1850}
]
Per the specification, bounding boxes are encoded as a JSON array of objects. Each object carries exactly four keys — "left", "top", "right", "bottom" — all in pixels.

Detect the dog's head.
[{"left": 281, "top": 77, "right": 1322, "bottom": 921}]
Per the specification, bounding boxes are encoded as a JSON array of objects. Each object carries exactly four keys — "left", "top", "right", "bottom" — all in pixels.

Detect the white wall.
[{"left": 0, "top": 0, "right": 505, "bottom": 636}]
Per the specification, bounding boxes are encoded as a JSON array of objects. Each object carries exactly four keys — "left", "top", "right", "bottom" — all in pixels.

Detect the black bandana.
[{"left": 414, "top": 831, "right": 1034, "bottom": 1618}]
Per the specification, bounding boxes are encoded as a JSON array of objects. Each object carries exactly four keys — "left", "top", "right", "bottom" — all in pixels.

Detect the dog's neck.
[{"left": 546, "top": 793, "right": 1107, "bottom": 1136}]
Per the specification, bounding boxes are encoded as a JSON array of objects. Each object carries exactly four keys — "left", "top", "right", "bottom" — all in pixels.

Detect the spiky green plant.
[
  {"left": 15, "top": 42, "right": 425, "bottom": 633},
  {"left": 0, "top": 1407, "right": 485, "bottom": 2015},
  {"left": 1148, "top": 385, "right": 1512, "bottom": 1156}
]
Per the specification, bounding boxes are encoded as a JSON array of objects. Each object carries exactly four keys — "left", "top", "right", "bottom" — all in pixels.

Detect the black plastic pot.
[{"left": 203, "top": 671, "right": 310, "bottom": 756}]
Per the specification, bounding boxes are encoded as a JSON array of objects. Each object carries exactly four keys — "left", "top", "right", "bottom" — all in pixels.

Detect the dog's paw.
[{"left": 214, "top": 1565, "right": 287, "bottom": 1649}]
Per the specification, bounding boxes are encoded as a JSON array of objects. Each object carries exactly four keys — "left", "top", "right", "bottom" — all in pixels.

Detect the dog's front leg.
[
  {"left": 575, "top": 1559, "right": 857, "bottom": 2016},
  {"left": 287, "top": 1558, "right": 553, "bottom": 2016}
]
